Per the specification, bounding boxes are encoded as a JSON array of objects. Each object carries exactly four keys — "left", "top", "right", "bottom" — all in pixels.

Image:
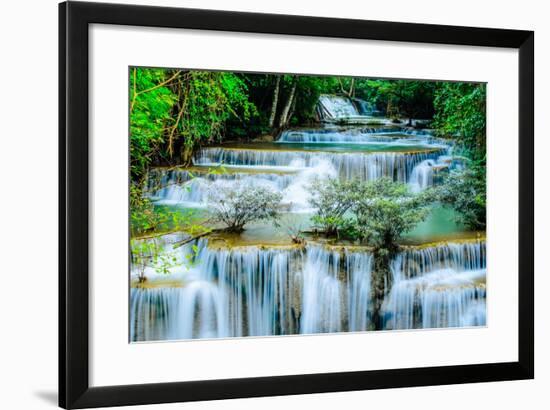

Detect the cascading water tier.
[
  {"left": 133, "top": 102, "right": 477, "bottom": 343},
  {"left": 145, "top": 124, "right": 452, "bottom": 209},
  {"left": 382, "top": 241, "right": 486, "bottom": 330},
  {"left": 194, "top": 147, "right": 447, "bottom": 183},
  {"left": 130, "top": 239, "right": 486, "bottom": 341}
]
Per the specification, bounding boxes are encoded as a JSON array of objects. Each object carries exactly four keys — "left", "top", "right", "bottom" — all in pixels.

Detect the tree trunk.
[
  {"left": 168, "top": 98, "right": 186, "bottom": 157},
  {"left": 278, "top": 78, "right": 297, "bottom": 128},
  {"left": 286, "top": 90, "right": 298, "bottom": 126},
  {"left": 348, "top": 78, "right": 355, "bottom": 98},
  {"left": 338, "top": 78, "right": 346, "bottom": 95},
  {"left": 180, "top": 144, "right": 194, "bottom": 167},
  {"left": 138, "top": 271, "right": 147, "bottom": 283},
  {"left": 268, "top": 75, "right": 281, "bottom": 128},
  {"left": 168, "top": 78, "right": 189, "bottom": 158}
]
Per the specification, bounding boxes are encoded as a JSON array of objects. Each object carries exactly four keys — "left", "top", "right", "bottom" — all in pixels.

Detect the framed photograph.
[{"left": 59, "top": 1, "right": 534, "bottom": 408}]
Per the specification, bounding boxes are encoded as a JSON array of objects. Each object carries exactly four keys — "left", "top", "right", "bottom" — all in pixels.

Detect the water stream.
[
  {"left": 132, "top": 94, "right": 485, "bottom": 342},
  {"left": 130, "top": 239, "right": 486, "bottom": 341},
  {"left": 147, "top": 124, "right": 451, "bottom": 209}
]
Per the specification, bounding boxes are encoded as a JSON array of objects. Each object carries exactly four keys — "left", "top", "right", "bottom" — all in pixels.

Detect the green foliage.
[
  {"left": 130, "top": 68, "right": 177, "bottom": 181},
  {"left": 130, "top": 183, "right": 159, "bottom": 234},
  {"left": 437, "top": 165, "right": 486, "bottom": 230},
  {"left": 129, "top": 69, "right": 448, "bottom": 179},
  {"left": 128, "top": 68, "right": 487, "bottom": 246},
  {"left": 228, "top": 74, "right": 279, "bottom": 137},
  {"left": 130, "top": 68, "right": 257, "bottom": 182},
  {"left": 130, "top": 238, "right": 178, "bottom": 281},
  {"left": 362, "top": 80, "right": 435, "bottom": 122},
  {"left": 129, "top": 69, "right": 485, "bottom": 181},
  {"left": 431, "top": 82, "right": 486, "bottom": 229},
  {"left": 353, "top": 178, "right": 434, "bottom": 250},
  {"left": 307, "top": 178, "right": 360, "bottom": 236},
  {"left": 130, "top": 183, "right": 202, "bottom": 237},
  {"left": 291, "top": 76, "right": 340, "bottom": 124},
  {"left": 208, "top": 184, "right": 283, "bottom": 232},
  {"left": 433, "top": 82, "right": 486, "bottom": 161},
  {"left": 131, "top": 235, "right": 202, "bottom": 282},
  {"left": 232, "top": 74, "right": 341, "bottom": 131},
  {"left": 308, "top": 177, "right": 434, "bottom": 249},
  {"left": 179, "top": 71, "right": 256, "bottom": 150}
]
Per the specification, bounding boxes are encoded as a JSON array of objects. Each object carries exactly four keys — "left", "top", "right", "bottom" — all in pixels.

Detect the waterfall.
[
  {"left": 277, "top": 127, "right": 435, "bottom": 144},
  {"left": 130, "top": 287, "right": 176, "bottom": 342},
  {"left": 184, "top": 242, "right": 301, "bottom": 338},
  {"left": 146, "top": 162, "right": 333, "bottom": 211},
  {"left": 346, "top": 250, "right": 374, "bottom": 331},
  {"left": 300, "top": 245, "right": 344, "bottom": 334},
  {"left": 195, "top": 147, "right": 446, "bottom": 182},
  {"left": 131, "top": 240, "right": 304, "bottom": 341},
  {"left": 354, "top": 98, "right": 375, "bottom": 115},
  {"left": 409, "top": 155, "right": 452, "bottom": 192},
  {"left": 132, "top": 90, "right": 486, "bottom": 343},
  {"left": 144, "top": 126, "right": 452, "bottom": 209},
  {"left": 147, "top": 169, "right": 295, "bottom": 206},
  {"left": 299, "top": 245, "right": 374, "bottom": 334},
  {"left": 318, "top": 95, "right": 359, "bottom": 119},
  {"left": 130, "top": 241, "right": 375, "bottom": 341},
  {"left": 145, "top": 168, "right": 193, "bottom": 193},
  {"left": 316, "top": 95, "right": 390, "bottom": 124},
  {"left": 391, "top": 241, "right": 485, "bottom": 279},
  {"left": 409, "top": 159, "right": 436, "bottom": 192},
  {"left": 382, "top": 241, "right": 486, "bottom": 330},
  {"left": 147, "top": 146, "right": 449, "bottom": 210},
  {"left": 130, "top": 239, "right": 486, "bottom": 341}
]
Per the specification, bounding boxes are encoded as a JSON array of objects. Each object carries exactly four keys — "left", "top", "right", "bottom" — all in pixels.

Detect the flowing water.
[
  {"left": 133, "top": 94, "right": 485, "bottom": 342},
  {"left": 278, "top": 127, "right": 439, "bottom": 144},
  {"left": 147, "top": 168, "right": 296, "bottom": 207},
  {"left": 147, "top": 125, "right": 451, "bottom": 209},
  {"left": 318, "top": 94, "right": 360, "bottom": 119},
  {"left": 317, "top": 94, "right": 386, "bottom": 123},
  {"left": 130, "top": 239, "right": 486, "bottom": 341},
  {"left": 382, "top": 241, "right": 486, "bottom": 329},
  {"left": 194, "top": 146, "right": 446, "bottom": 183},
  {"left": 409, "top": 156, "right": 452, "bottom": 193}
]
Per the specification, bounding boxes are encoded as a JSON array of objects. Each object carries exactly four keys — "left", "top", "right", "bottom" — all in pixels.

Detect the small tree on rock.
[
  {"left": 130, "top": 238, "right": 179, "bottom": 283},
  {"left": 307, "top": 177, "right": 360, "bottom": 237},
  {"left": 353, "top": 178, "right": 434, "bottom": 251},
  {"left": 351, "top": 178, "right": 435, "bottom": 329},
  {"left": 209, "top": 184, "right": 282, "bottom": 232}
]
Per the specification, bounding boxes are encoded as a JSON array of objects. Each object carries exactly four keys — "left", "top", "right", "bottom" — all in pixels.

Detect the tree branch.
[
  {"left": 172, "top": 228, "right": 225, "bottom": 249},
  {"left": 130, "top": 70, "right": 183, "bottom": 113},
  {"left": 167, "top": 81, "right": 188, "bottom": 157}
]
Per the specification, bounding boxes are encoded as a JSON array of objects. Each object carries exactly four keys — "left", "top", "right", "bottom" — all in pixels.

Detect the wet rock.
[{"left": 252, "top": 134, "right": 275, "bottom": 142}]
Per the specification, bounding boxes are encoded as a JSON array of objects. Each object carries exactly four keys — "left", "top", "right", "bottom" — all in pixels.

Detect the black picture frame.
[{"left": 59, "top": 1, "right": 534, "bottom": 408}]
